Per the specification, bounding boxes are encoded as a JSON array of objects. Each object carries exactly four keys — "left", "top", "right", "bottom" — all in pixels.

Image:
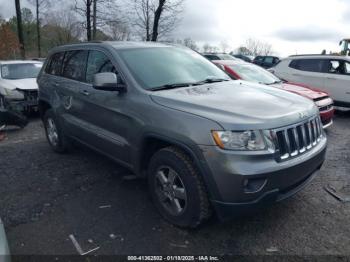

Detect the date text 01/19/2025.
[{"left": 127, "top": 256, "right": 220, "bottom": 261}]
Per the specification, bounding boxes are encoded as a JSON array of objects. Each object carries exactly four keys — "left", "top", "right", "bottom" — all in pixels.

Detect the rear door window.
[
  {"left": 86, "top": 50, "right": 117, "bottom": 83},
  {"left": 289, "top": 59, "right": 324, "bottom": 72},
  {"left": 46, "top": 52, "right": 65, "bottom": 76},
  {"left": 62, "top": 50, "right": 88, "bottom": 82}
]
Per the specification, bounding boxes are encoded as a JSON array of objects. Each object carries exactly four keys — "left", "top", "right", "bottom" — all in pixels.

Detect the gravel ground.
[{"left": 0, "top": 112, "right": 350, "bottom": 257}]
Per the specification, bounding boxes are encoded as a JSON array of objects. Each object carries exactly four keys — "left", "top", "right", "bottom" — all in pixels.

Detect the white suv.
[{"left": 271, "top": 55, "right": 350, "bottom": 107}]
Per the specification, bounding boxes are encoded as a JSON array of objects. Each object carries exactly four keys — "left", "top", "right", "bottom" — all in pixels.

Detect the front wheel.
[{"left": 148, "top": 147, "right": 212, "bottom": 228}]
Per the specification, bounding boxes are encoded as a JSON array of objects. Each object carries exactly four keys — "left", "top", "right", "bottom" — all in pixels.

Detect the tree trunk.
[
  {"left": 86, "top": 0, "right": 92, "bottom": 41},
  {"left": 151, "top": 0, "right": 165, "bottom": 42},
  {"left": 36, "top": 0, "right": 41, "bottom": 57},
  {"left": 92, "top": 0, "right": 97, "bottom": 40},
  {"left": 15, "top": 0, "right": 25, "bottom": 59},
  {"left": 145, "top": 0, "right": 150, "bottom": 41}
]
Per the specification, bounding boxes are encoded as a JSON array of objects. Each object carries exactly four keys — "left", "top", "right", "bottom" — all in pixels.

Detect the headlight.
[{"left": 212, "top": 130, "right": 267, "bottom": 151}]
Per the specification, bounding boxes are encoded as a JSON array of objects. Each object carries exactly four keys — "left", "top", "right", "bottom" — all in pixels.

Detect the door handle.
[
  {"left": 54, "top": 82, "right": 59, "bottom": 87},
  {"left": 292, "top": 73, "right": 302, "bottom": 76},
  {"left": 326, "top": 77, "right": 336, "bottom": 80},
  {"left": 80, "top": 90, "right": 90, "bottom": 96}
]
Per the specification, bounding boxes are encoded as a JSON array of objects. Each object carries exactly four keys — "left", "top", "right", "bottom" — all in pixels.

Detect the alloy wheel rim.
[
  {"left": 155, "top": 166, "right": 187, "bottom": 216},
  {"left": 46, "top": 118, "right": 59, "bottom": 146}
]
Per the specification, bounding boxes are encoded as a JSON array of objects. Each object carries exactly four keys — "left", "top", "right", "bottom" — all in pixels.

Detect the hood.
[
  {"left": 271, "top": 82, "right": 328, "bottom": 100},
  {"left": 0, "top": 78, "right": 38, "bottom": 91},
  {"left": 150, "top": 80, "right": 318, "bottom": 130}
]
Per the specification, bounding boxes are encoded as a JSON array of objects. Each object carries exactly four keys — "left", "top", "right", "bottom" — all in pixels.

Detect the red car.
[{"left": 214, "top": 60, "right": 334, "bottom": 128}]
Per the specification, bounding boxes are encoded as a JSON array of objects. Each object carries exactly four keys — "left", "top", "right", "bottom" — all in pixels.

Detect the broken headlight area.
[
  {"left": 1, "top": 88, "right": 25, "bottom": 100},
  {"left": 0, "top": 95, "right": 29, "bottom": 128}
]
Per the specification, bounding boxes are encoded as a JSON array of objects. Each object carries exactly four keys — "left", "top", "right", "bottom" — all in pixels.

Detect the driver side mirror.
[{"left": 93, "top": 72, "right": 126, "bottom": 92}]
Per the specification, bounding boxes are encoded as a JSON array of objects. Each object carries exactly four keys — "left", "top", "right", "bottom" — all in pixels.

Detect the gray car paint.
[{"left": 38, "top": 41, "right": 326, "bottom": 211}]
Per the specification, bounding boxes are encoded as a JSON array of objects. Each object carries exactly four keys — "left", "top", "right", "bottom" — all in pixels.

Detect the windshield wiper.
[
  {"left": 266, "top": 80, "right": 283, "bottom": 85},
  {"left": 149, "top": 77, "right": 230, "bottom": 91},
  {"left": 149, "top": 83, "right": 192, "bottom": 91},
  {"left": 193, "top": 77, "right": 230, "bottom": 86}
]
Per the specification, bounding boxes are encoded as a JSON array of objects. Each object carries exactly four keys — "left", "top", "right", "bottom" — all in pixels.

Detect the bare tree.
[
  {"left": 220, "top": 40, "right": 230, "bottom": 53},
  {"left": 15, "top": 0, "right": 25, "bottom": 58},
  {"left": 234, "top": 46, "right": 252, "bottom": 56},
  {"left": 182, "top": 37, "right": 199, "bottom": 51},
  {"left": 244, "top": 38, "right": 273, "bottom": 56},
  {"left": 151, "top": 0, "right": 165, "bottom": 41},
  {"left": 28, "top": 0, "right": 51, "bottom": 57},
  {"left": 74, "top": 0, "right": 93, "bottom": 40},
  {"left": 131, "top": 0, "right": 183, "bottom": 41},
  {"left": 92, "top": 0, "right": 97, "bottom": 39},
  {"left": 202, "top": 43, "right": 219, "bottom": 53},
  {"left": 42, "top": 10, "right": 82, "bottom": 46},
  {"left": 106, "top": 20, "right": 131, "bottom": 40},
  {"left": 132, "top": 0, "right": 153, "bottom": 41},
  {"left": 74, "top": 0, "right": 122, "bottom": 41}
]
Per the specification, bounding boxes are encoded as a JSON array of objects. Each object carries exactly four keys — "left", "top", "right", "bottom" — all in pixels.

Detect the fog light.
[{"left": 243, "top": 178, "right": 267, "bottom": 193}]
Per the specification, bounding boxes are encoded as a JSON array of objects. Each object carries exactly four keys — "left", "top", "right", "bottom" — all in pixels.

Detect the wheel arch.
[
  {"left": 138, "top": 133, "right": 221, "bottom": 200},
  {"left": 39, "top": 99, "right": 52, "bottom": 119}
]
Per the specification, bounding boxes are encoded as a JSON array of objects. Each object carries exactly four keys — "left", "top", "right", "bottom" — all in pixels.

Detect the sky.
[{"left": 1, "top": 0, "right": 350, "bottom": 57}]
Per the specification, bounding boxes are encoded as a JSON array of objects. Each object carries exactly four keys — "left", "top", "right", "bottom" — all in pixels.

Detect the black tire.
[
  {"left": 43, "top": 109, "right": 70, "bottom": 153},
  {"left": 148, "top": 146, "right": 212, "bottom": 228}
]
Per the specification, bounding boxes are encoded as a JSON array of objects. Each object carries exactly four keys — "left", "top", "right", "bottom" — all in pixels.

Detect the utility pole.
[
  {"left": 15, "top": 0, "right": 25, "bottom": 59},
  {"left": 35, "top": 0, "right": 41, "bottom": 57},
  {"left": 86, "top": 0, "right": 92, "bottom": 41},
  {"left": 92, "top": 0, "right": 97, "bottom": 40}
]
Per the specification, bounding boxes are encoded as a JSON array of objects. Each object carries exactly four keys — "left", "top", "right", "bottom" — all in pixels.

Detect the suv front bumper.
[{"left": 199, "top": 136, "right": 326, "bottom": 221}]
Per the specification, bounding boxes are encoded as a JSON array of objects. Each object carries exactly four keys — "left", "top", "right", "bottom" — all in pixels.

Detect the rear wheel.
[
  {"left": 148, "top": 146, "right": 212, "bottom": 228},
  {"left": 43, "top": 109, "right": 70, "bottom": 153}
]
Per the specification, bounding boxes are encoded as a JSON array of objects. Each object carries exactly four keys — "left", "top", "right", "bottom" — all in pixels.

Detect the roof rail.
[
  {"left": 61, "top": 41, "right": 105, "bottom": 46},
  {"left": 289, "top": 54, "right": 340, "bottom": 57}
]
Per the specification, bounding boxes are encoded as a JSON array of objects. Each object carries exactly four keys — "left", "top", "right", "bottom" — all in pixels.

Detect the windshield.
[
  {"left": 119, "top": 47, "right": 230, "bottom": 90},
  {"left": 229, "top": 63, "right": 281, "bottom": 84},
  {"left": 1, "top": 63, "right": 42, "bottom": 80}
]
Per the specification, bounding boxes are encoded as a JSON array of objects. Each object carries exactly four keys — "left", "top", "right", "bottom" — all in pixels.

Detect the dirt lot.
[{"left": 0, "top": 112, "right": 350, "bottom": 257}]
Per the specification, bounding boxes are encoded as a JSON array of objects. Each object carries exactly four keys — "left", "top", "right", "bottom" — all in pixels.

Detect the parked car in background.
[
  {"left": 38, "top": 42, "right": 326, "bottom": 228},
  {"left": 270, "top": 55, "right": 350, "bottom": 108},
  {"left": 230, "top": 54, "right": 253, "bottom": 63},
  {"left": 0, "top": 60, "right": 42, "bottom": 127},
  {"left": 0, "top": 217, "right": 10, "bottom": 262},
  {"left": 202, "top": 53, "right": 240, "bottom": 61},
  {"left": 253, "top": 55, "right": 280, "bottom": 68},
  {"left": 214, "top": 60, "right": 334, "bottom": 128}
]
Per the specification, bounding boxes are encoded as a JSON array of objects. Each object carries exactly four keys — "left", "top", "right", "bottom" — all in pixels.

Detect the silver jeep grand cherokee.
[{"left": 37, "top": 42, "right": 327, "bottom": 228}]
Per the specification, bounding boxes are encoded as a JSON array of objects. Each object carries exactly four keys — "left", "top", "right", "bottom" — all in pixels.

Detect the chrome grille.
[{"left": 272, "top": 116, "right": 323, "bottom": 161}]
